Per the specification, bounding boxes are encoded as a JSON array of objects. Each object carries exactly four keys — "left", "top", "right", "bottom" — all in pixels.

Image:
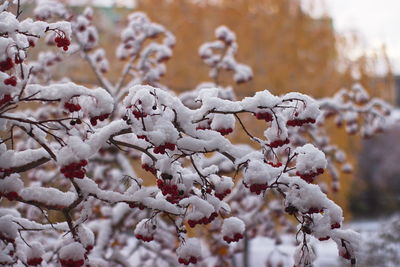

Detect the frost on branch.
[{"left": 0, "top": 2, "right": 395, "bottom": 266}]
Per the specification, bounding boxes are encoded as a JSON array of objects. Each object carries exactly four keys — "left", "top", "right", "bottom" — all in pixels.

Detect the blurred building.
[{"left": 395, "top": 75, "right": 400, "bottom": 106}]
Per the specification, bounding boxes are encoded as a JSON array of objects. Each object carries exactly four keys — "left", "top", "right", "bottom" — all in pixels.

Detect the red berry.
[
  {"left": 27, "top": 257, "right": 42, "bottom": 266},
  {"left": 28, "top": 39, "right": 36, "bottom": 47},
  {"left": 234, "top": 233, "right": 243, "bottom": 241},
  {"left": 0, "top": 94, "right": 12, "bottom": 106},
  {"left": 255, "top": 112, "right": 273, "bottom": 122},
  {"left": 90, "top": 117, "right": 97, "bottom": 126},
  {"left": 164, "top": 143, "right": 176, "bottom": 150},
  {"left": 0, "top": 58, "right": 14, "bottom": 72},
  {"left": 217, "top": 128, "right": 233, "bottom": 136},
  {"left": 188, "top": 220, "right": 196, "bottom": 228},
  {"left": 5, "top": 192, "right": 19, "bottom": 201},
  {"left": 189, "top": 256, "right": 197, "bottom": 264},
  {"left": 4, "top": 76, "right": 17, "bottom": 86},
  {"left": 306, "top": 207, "right": 321, "bottom": 214}
]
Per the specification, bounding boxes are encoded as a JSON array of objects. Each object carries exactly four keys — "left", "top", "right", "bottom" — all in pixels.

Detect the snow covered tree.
[{"left": 0, "top": 1, "right": 394, "bottom": 266}]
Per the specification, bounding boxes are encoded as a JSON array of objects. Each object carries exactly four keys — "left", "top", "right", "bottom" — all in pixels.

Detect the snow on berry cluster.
[
  {"left": 222, "top": 217, "right": 245, "bottom": 243},
  {"left": 176, "top": 238, "right": 202, "bottom": 265},
  {"left": 134, "top": 219, "right": 156, "bottom": 242},
  {"left": 295, "top": 144, "right": 327, "bottom": 183},
  {"left": 59, "top": 242, "right": 85, "bottom": 267},
  {"left": 0, "top": 174, "right": 23, "bottom": 201}
]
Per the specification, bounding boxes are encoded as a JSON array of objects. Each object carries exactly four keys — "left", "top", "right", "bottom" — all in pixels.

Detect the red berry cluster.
[
  {"left": 178, "top": 256, "right": 198, "bottom": 265},
  {"left": 77, "top": 25, "right": 86, "bottom": 32},
  {"left": 61, "top": 160, "right": 88, "bottom": 179},
  {"left": 286, "top": 118, "right": 316, "bottom": 127},
  {"left": 83, "top": 245, "right": 93, "bottom": 259},
  {"left": 132, "top": 109, "right": 147, "bottom": 119},
  {"left": 60, "top": 258, "right": 84, "bottom": 267},
  {"left": 223, "top": 233, "right": 244, "bottom": 243},
  {"left": 129, "top": 202, "right": 145, "bottom": 210},
  {"left": 244, "top": 181, "right": 268, "bottom": 195},
  {"left": 216, "top": 128, "right": 233, "bottom": 136},
  {"left": 141, "top": 163, "right": 156, "bottom": 175},
  {"left": 64, "top": 102, "right": 81, "bottom": 113},
  {"left": 196, "top": 120, "right": 212, "bottom": 130},
  {"left": 248, "top": 183, "right": 268, "bottom": 195},
  {"left": 137, "top": 135, "right": 149, "bottom": 141},
  {"left": 296, "top": 168, "right": 324, "bottom": 183},
  {"left": 135, "top": 233, "right": 154, "bottom": 242},
  {"left": 0, "top": 58, "right": 14, "bottom": 72},
  {"left": 157, "top": 179, "right": 177, "bottom": 194},
  {"left": 331, "top": 222, "right": 341, "bottom": 229},
  {"left": 0, "top": 233, "right": 15, "bottom": 244},
  {"left": 90, "top": 113, "right": 110, "bottom": 126},
  {"left": 0, "top": 191, "right": 19, "bottom": 201},
  {"left": 54, "top": 36, "right": 71, "bottom": 51},
  {"left": 196, "top": 125, "right": 211, "bottom": 130},
  {"left": 265, "top": 161, "right": 282, "bottom": 167},
  {"left": 187, "top": 212, "right": 218, "bottom": 228},
  {"left": 306, "top": 207, "right": 323, "bottom": 214},
  {"left": 0, "top": 94, "right": 12, "bottom": 106},
  {"left": 85, "top": 245, "right": 93, "bottom": 254},
  {"left": 269, "top": 138, "right": 290, "bottom": 148},
  {"left": 157, "top": 179, "right": 185, "bottom": 203},
  {"left": 339, "top": 250, "right": 351, "bottom": 260},
  {"left": 215, "top": 189, "right": 231, "bottom": 200},
  {"left": 255, "top": 112, "right": 273, "bottom": 122},
  {"left": 28, "top": 38, "right": 36, "bottom": 48},
  {"left": 4, "top": 76, "right": 17, "bottom": 86},
  {"left": 318, "top": 236, "right": 330, "bottom": 241},
  {"left": 69, "top": 119, "right": 82, "bottom": 126},
  {"left": 346, "top": 255, "right": 356, "bottom": 265},
  {"left": 154, "top": 143, "right": 176, "bottom": 154},
  {"left": 27, "top": 257, "right": 43, "bottom": 266}
]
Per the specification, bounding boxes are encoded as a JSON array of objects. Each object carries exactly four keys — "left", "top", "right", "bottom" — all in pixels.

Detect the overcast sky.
[{"left": 320, "top": 0, "right": 400, "bottom": 74}]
